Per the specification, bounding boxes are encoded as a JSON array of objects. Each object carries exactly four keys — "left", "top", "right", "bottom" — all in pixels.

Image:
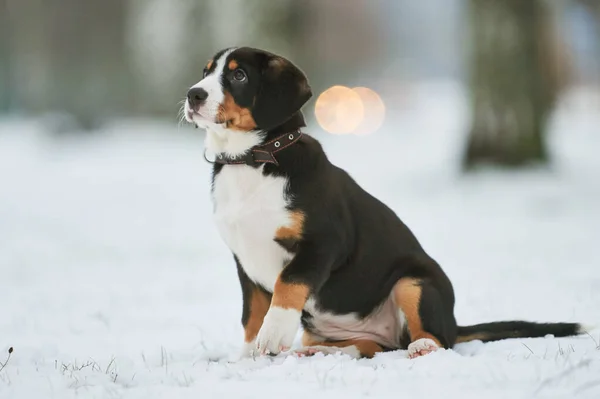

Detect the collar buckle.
[{"left": 243, "top": 151, "right": 257, "bottom": 167}]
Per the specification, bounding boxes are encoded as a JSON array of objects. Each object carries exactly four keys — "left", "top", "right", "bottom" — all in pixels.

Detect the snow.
[{"left": 1, "top": 82, "right": 599, "bottom": 398}]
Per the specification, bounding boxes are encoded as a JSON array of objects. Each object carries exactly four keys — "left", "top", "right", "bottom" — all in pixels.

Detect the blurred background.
[
  {"left": 1, "top": 0, "right": 599, "bottom": 168},
  {"left": 0, "top": 0, "right": 598, "bottom": 166},
  {"left": 1, "top": 2, "right": 600, "bottom": 393}
]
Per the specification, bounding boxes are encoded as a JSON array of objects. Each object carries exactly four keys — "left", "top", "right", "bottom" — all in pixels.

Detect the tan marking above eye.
[
  {"left": 228, "top": 60, "right": 239, "bottom": 70},
  {"left": 206, "top": 59, "right": 213, "bottom": 70}
]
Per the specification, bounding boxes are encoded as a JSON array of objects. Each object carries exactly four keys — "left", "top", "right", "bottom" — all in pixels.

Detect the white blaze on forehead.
[
  {"left": 188, "top": 48, "right": 236, "bottom": 121},
  {"left": 185, "top": 47, "right": 264, "bottom": 157}
]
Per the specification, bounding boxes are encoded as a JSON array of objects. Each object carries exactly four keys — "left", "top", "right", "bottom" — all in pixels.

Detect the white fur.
[
  {"left": 204, "top": 124, "right": 265, "bottom": 158},
  {"left": 198, "top": 55, "right": 298, "bottom": 355},
  {"left": 256, "top": 307, "right": 301, "bottom": 355},
  {"left": 407, "top": 338, "right": 439, "bottom": 358},
  {"left": 212, "top": 164, "right": 293, "bottom": 291},
  {"left": 185, "top": 48, "right": 233, "bottom": 125}
]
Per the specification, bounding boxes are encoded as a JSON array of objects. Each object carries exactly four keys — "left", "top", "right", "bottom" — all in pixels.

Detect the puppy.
[{"left": 184, "top": 47, "right": 585, "bottom": 359}]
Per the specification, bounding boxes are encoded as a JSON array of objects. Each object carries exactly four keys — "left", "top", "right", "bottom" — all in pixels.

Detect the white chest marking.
[{"left": 212, "top": 165, "right": 293, "bottom": 291}]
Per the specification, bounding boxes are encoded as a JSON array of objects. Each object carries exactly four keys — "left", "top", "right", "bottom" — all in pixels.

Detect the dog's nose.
[{"left": 187, "top": 88, "right": 208, "bottom": 108}]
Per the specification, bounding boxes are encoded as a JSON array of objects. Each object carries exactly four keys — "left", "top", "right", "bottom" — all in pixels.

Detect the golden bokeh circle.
[
  {"left": 314, "top": 85, "right": 364, "bottom": 135},
  {"left": 350, "top": 87, "right": 386, "bottom": 136}
]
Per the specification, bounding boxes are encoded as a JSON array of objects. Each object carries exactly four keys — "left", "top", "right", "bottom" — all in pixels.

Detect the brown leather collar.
[{"left": 209, "top": 130, "right": 302, "bottom": 167}]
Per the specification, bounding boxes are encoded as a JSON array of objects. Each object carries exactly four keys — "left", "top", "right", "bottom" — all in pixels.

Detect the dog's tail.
[{"left": 456, "top": 321, "right": 588, "bottom": 344}]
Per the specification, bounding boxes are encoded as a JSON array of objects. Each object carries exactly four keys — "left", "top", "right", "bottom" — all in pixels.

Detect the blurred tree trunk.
[
  {"left": 463, "top": 0, "right": 565, "bottom": 170},
  {"left": 10, "top": 0, "right": 131, "bottom": 130},
  {"left": 0, "top": 0, "right": 12, "bottom": 112},
  {"left": 47, "top": 0, "right": 132, "bottom": 130},
  {"left": 579, "top": 0, "right": 600, "bottom": 21}
]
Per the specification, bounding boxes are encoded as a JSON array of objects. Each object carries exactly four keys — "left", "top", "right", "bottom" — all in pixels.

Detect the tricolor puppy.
[{"left": 184, "top": 47, "right": 585, "bottom": 359}]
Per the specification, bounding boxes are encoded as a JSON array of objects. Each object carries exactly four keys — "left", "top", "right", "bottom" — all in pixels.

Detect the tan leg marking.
[
  {"left": 394, "top": 278, "right": 441, "bottom": 346},
  {"left": 300, "top": 331, "right": 383, "bottom": 358},
  {"left": 244, "top": 287, "right": 271, "bottom": 343},
  {"left": 301, "top": 330, "right": 322, "bottom": 347},
  {"left": 271, "top": 277, "right": 309, "bottom": 311},
  {"left": 275, "top": 211, "right": 305, "bottom": 241}
]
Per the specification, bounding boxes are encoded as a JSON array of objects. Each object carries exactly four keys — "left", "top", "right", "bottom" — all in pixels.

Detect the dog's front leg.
[
  {"left": 255, "top": 242, "right": 332, "bottom": 356},
  {"left": 235, "top": 256, "right": 272, "bottom": 358}
]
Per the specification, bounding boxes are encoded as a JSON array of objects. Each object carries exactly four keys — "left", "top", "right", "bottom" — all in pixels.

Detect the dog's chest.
[{"left": 212, "top": 165, "right": 292, "bottom": 291}]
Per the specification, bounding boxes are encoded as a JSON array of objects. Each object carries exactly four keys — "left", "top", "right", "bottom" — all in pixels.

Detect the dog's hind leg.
[
  {"left": 394, "top": 277, "right": 457, "bottom": 358},
  {"left": 294, "top": 331, "right": 384, "bottom": 359}
]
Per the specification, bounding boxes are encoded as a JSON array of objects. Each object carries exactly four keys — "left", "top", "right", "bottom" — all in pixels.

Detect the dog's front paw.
[
  {"left": 238, "top": 340, "right": 258, "bottom": 359},
  {"left": 256, "top": 307, "right": 301, "bottom": 355}
]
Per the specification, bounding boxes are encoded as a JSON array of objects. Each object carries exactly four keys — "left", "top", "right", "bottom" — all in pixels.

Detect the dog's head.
[{"left": 185, "top": 47, "right": 312, "bottom": 132}]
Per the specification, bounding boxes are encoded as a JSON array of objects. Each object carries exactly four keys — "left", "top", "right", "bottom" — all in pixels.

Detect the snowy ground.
[{"left": 1, "top": 83, "right": 599, "bottom": 398}]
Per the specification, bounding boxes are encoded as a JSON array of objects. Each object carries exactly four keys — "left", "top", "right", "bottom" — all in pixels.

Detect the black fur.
[
  {"left": 235, "top": 254, "right": 255, "bottom": 328},
  {"left": 235, "top": 254, "right": 272, "bottom": 328},
  {"left": 204, "top": 47, "right": 583, "bottom": 353},
  {"left": 216, "top": 47, "right": 312, "bottom": 131},
  {"left": 457, "top": 321, "right": 582, "bottom": 343}
]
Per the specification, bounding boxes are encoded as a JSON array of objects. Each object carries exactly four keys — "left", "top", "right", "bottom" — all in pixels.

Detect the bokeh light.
[
  {"left": 350, "top": 87, "right": 386, "bottom": 135},
  {"left": 314, "top": 85, "right": 364, "bottom": 134},
  {"left": 314, "top": 85, "right": 385, "bottom": 135}
]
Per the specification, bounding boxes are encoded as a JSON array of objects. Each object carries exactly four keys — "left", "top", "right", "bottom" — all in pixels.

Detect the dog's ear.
[{"left": 252, "top": 55, "right": 312, "bottom": 131}]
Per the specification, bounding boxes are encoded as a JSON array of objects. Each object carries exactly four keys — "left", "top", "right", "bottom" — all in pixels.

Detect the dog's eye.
[
  {"left": 203, "top": 68, "right": 208, "bottom": 78},
  {"left": 233, "top": 69, "right": 247, "bottom": 82}
]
